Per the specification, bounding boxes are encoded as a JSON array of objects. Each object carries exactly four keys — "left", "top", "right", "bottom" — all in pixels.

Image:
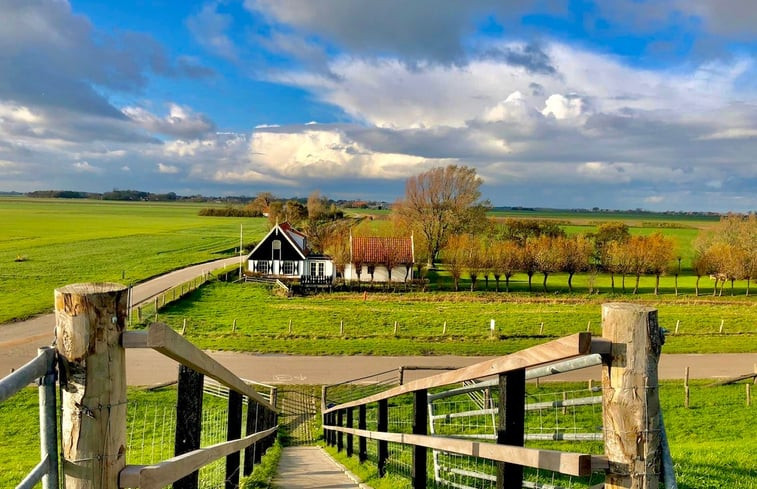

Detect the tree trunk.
[
  {"left": 453, "top": 277, "right": 459, "bottom": 292},
  {"left": 484, "top": 275, "right": 489, "bottom": 290},
  {"left": 493, "top": 274, "right": 501, "bottom": 292},
  {"left": 505, "top": 275, "right": 511, "bottom": 293},
  {"left": 567, "top": 272, "right": 574, "bottom": 292},
  {"left": 730, "top": 278, "right": 735, "bottom": 296},
  {"left": 719, "top": 280, "right": 725, "bottom": 296},
  {"left": 713, "top": 278, "right": 718, "bottom": 296},
  {"left": 621, "top": 274, "right": 626, "bottom": 293},
  {"left": 695, "top": 275, "right": 700, "bottom": 296},
  {"left": 542, "top": 272, "right": 549, "bottom": 292},
  {"left": 654, "top": 274, "right": 660, "bottom": 295},
  {"left": 633, "top": 274, "right": 640, "bottom": 294},
  {"left": 527, "top": 272, "right": 533, "bottom": 292},
  {"left": 674, "top": 274, "right": 679, "bottom": 296},
  {"left": 747, "top": 278, "right": 751, "bottom": 296},
  {"left": 470, "top": 275, "right": 477, "bottom": 292},
  {"left": 610, "top": 272, "right": 615, "bottom": 293}
]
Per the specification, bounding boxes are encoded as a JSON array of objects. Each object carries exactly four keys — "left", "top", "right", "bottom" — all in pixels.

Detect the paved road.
[
  {"left": 123, "top": 349, "right": 757, "bottom": 386},
  {"left": 0, "top": 257, "right": 241, "bottom": 372}
]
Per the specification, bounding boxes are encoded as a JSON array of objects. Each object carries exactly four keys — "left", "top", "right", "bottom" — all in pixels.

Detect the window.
[
  {"left": 255, "top": 261, "right": 269, "bottom": 273},
  {"left": 282, "top": 261, "right": 295, "bottom": 275},
  {"left": 310, "top": 262, "right": 317, "bottom": 276},
  {"left": 318, "top": 262, "right": 324, "bottom": 277}
]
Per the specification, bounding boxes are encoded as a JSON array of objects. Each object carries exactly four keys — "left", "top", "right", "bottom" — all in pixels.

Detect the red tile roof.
[{"left": 351, "top": 236, "right": 414, "bottom": 264}]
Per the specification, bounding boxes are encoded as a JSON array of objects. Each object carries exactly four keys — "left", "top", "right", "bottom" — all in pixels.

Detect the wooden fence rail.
[{"left": 323, "top": 303, "right": 675, "bottom": 489}]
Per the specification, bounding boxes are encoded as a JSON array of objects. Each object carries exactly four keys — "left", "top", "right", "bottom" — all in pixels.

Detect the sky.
[{"left": 1, "top": 1, "right": 756, "bottom": 211}]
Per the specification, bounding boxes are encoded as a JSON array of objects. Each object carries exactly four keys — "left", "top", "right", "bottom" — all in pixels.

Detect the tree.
[
  {"left": 561, "top": 235, "right": 593, "bottom": 292},
  {"left": 533, "top": 235, "right": 565, "bottom": 292},
  {"left": 465, "top": 236, "right": 487, "bottom": 292},
  {"left": 625, "top": 235, "right": 650, "bottom": 294},
  {"left": 394, "top": 165, "right": 489, "bottom": 268},
  {"left": 521, "top": 240, "right": 538, "bottom": 292},
  {"left": 443, "top": 234, "right": 471, "bottom": 291},
  {"left": 645, "top": 233, "right": 676, "bottom": 295},
  {"left": 245, "top": 192, "right": 275, "bottom": 216},
  {"left": 307, "top": 190, "right": 327, "bottom": 221},
  {"left": 322, "top": 225, "right": 351, "bottom": 280},
  {"left": 495, "top": 240, "right": 522, "bottom": 292}
]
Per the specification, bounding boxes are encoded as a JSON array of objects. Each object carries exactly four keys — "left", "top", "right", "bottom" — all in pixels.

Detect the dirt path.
[{"left": 271, "top": 447, "right": 361, "bottom": 489}]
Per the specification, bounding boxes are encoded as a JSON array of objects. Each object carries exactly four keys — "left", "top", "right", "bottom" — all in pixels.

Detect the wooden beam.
[
  {"left": 119, "top": 427, "right": 278, "bottom": 489},
  {"left": 123, "top": 324, "right": 274, "bottom": 410},
  {"left": 324, "top": 426, "right": 600, "bottom": 477},
  {"left": 324, "top": 333, "right": 594, "bottom": 413}
]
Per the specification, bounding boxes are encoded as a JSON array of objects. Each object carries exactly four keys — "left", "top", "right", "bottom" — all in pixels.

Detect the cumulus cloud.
[
  {"left": 157, "top": 163, "right": 180, "bottom": 174},
  {"left": 73, "top": 161, "right": 101, "bottom": 173},
  {"left": 541, "top": 94, "right": 586, "bottom": 120},
  {"left": 123, "top": 104, "right": 216, "bottom": 138},
  {"left": 186, "top": 2, "right": 238, "bottom": 61}
]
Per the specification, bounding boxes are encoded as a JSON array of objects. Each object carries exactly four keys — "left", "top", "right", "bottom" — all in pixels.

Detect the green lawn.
[
  {"left": 149, "top": 282, "right": 756, "bottom": 355},
  {"left": 0, "top": 198, "right": 268, "bottom": 323}
]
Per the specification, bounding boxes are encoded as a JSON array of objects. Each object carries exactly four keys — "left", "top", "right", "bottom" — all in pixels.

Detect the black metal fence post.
[
  {"left": 346, "top": 407, "right": 354, "bottom": 457},
  {"left": 174, "top": 366, "right": 204, "bottom": 489},
  {"left": 496, "top": 369, "right": 526, "bottom": 489},
  {"left": 412, "top": 389, "right": 428, "bottom": 489},
  {"left": 226, "top": 390, "right": 243, "bottom": 489},
  {"left": 358, "top": 405, "right": 367, "bottom": 462},
  {"left": 243, "top": 399, "right": 258, "bottom": 476},
  {"left": 377, "top": 400, "right": 388, "bottom": 477},
  {"left": 337, "top": 409, "right": 344, "bottom": 452}
]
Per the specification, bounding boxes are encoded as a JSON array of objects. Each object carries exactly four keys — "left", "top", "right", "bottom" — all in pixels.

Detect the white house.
[
  {"left": 344, "top": 236, "right": 414, "bottom": 283},
  {"left": 247, "top": 222, "right": 334, "bottom": 280}
]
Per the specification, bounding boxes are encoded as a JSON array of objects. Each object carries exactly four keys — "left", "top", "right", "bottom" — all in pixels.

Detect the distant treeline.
[{"left": 198, "top": 206, "right": 263, "bottom": 217}]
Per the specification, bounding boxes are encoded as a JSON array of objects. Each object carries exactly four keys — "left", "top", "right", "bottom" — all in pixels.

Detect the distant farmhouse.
[
  {"left": 246, "top": 222, "right": 334, "bottom": 281},
  {"left": 246, "top": 223, "right": 415, "bottom": 284},
  {"left": 344, "top": 236, "right": 414, "bottom": 283}
]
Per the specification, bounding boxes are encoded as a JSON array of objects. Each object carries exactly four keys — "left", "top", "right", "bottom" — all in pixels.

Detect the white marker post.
[{"left": 490, "top": 319, "right": 495, "bottom": 339}]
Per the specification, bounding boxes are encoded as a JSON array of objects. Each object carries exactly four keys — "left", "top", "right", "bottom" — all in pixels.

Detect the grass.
[
  {"left": 0, "top": 198, "right": 268, "bottom": 323},
  {"left": 150, "top": 281, "right": 757, "bottom": 355}
]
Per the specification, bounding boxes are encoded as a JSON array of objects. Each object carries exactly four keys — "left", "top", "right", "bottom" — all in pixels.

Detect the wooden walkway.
[{"left": 271, "top": 446, "right": 362, "bottom": 488}]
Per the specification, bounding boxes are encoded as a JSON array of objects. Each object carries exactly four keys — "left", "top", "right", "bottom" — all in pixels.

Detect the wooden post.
[
  {"left": 495, "top": 369, "right": 525, "bottom": 489},
  {"left": 55, "top": 283, "right": 128, "bottom": 489},
  {"left": 340, "top": 320, "right": 344, "bottom": 336},
  {"left": 674, "top": 320, "right": 680, "bottom": 334},
  {"left": 181, "top": 318, "right": 187, "bottom": 335},
  {"left": 174, "top": 366, "right": 204, "bottom": 489},
  {"left": 684, "top": 367, "right": 690, "bottom": 409},
  {"left": 288, "top": 319, "right": 292, "bottom": 334},
  {"left": 346, "top": 407, "right": 354, "bottom": 457},
  {"left": 226, "top": 390, "right": 243, "bottom": 489},
  {"left": 601, "top": 303, "right": 663, "bottom": 489},
  {"left": 337, "top": 409, "right": 344, "bottom": 452},
  {"left": 243, "top": 400, "right": 259, "bottom": 476},
  {"left": 442, "top": 321, "right": 447, "bottom": 335},
  {"left": 377, "top": 399, "right": 388, "bottom": 477},
  {"left": 394, "top": 321, "right": 398, "bottom": 335},
  {"left": 747, "top": 384, "right": 751, "bottom": 407},
  {"left": 586, "top": 320, "right": 591, "bottom": 332},
  {"left": 719, "top": 319, "right": 724, "bottom": 333},
  {"left": 154, "top": 296, "right": 159, "bottom": 321},
  {"left": 539, "top": 322, "right": 544, "bottom": 335},
  {"left": 358, "top": 405, "right": 367, "bottom": 462},
  {"left": 412, "top": 389, "right": 428, "bottom": 489},
  {"left": 137, "top": 306, "right": 142, "bottom": 322},
  {"left": 232, "top": 319, "right": 237, "bottom": 333}
]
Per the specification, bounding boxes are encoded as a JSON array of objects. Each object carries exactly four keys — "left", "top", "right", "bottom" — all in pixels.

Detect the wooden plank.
[
  {"left": 324, "top": 426, "right": 597, "bottom": 477},
  {"left": 324, "top": 333, "right": 593, "bottom": 413},
  {"left": 124, "top": 323, "right": 274, "bottom": 410},
  {"left": 119, "top": 427, "right": 278, "bottom": 489}
]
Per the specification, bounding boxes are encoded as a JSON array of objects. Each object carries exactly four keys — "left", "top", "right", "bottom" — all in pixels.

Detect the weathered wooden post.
[
  {"left": 601, "top": 303, "right": 663, "bottom": 489},
  {"left": 55, "top": 283, "right": 128, "bottom": 489}
]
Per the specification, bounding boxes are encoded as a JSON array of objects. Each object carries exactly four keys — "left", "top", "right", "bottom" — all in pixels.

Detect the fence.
[
  {"left": 131, "top": 271, "right": 214, "bottom": 325},
  {"left": 0, "top": 282, "right": 279, "bottom": 489},
  {"left": 323, "top": 303, "right": 677, "bottom": 489}
]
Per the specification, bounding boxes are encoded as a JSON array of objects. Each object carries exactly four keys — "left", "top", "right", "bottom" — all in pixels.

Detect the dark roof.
[{"left": 351, "top": 236, "right": 413, "bottom": 264}]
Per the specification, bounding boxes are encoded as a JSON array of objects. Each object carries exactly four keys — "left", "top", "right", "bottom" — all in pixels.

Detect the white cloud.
[
  {"left": 699, "top": 128, "right": 757, "bottom": 140},
  {"left": 123, "top": 104, "right": 215, "bottom": 138},
  {"left": 73, "top": 161, "right": 101, "bottom": 173},
  {"left": 157, "top": 163, "right": 180, "bottom": 174},
  {"left": 541, "top": 94, "right": 586, "bottom": 120},
  {"left": 121, "top": 165, "right": 131, "bottom": 172}
]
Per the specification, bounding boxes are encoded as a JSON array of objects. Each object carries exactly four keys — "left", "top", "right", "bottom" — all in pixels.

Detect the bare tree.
[
  {"left": 443, "top": 234, "right": 470, "bottom": 291},
  {"left": 645, "top": 233, "right": 676, "bottom": 295},
  {"left": 394, "top": 165, "right": 489, "bottom": 268},
  {"left": 521, "top": 239, "right": 538, "bottom": 292},
  {"left": 465, "top": 236, "right": 486, "bottom": 292}
]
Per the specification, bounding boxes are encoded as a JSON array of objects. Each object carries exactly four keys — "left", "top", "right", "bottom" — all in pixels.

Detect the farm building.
[
  {"left": 344, "top": 236, "right": 414, "bottom": 282},
  {"left": 246, "top": 222, "right": 334, "bottom": 280}
]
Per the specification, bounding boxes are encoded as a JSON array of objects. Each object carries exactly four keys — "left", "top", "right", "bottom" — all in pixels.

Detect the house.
[
  {"left": 344, "top": 236, "right": 414, "bottom": 283},
  {"left": 247, "top": 222, "right": 334, "bottom": 280}
]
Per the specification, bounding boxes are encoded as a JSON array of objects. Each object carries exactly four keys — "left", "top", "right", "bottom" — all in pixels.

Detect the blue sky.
[{"left": 1, "top": 0, "right": 756, "bottom": 211}]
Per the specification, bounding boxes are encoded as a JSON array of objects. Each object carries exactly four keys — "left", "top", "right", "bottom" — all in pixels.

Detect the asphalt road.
[{"left": 2, "top": 257, "right": 755, "bottom": 386}]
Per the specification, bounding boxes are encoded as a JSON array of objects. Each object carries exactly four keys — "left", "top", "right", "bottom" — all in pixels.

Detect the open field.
[
  {"left": 325, "top": 379, "right": 756, "bottom": 489},
  {"left": 0, "top": 198, "right": 268, "bottom": 323},
  {"left": 150, "top": 282, "right": 757, "bottom": 355}
]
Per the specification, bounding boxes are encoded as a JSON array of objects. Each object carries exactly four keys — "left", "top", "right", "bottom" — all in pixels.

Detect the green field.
[
  {"left": 148, "top": 282, "right": 757, "bottom": 355},
  {"left": 0, "top": 198, "right": 268, "bottom": 323}
]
